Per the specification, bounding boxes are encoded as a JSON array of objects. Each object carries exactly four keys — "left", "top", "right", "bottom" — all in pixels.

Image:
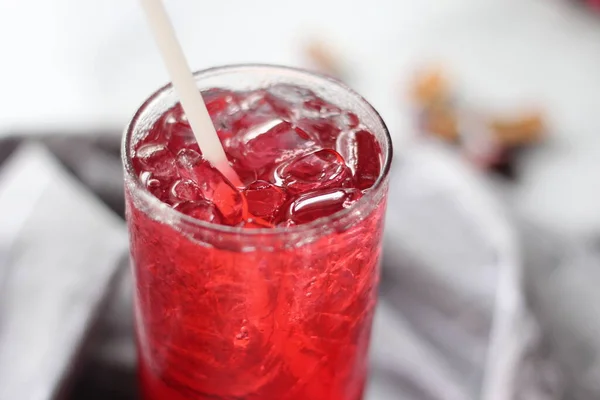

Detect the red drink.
[{"left": 123, "top": 65, "right": 392, "bottom": 400}]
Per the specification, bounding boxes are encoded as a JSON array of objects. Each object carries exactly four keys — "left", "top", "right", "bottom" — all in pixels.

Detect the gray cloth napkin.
[
  {"left": 519, "top": 222, "right": 600, "bottom": 400},
  {"left": 0, "top": 134, "right": 591, "bottom": 400},
  {"left": 375, "top": 141, "right": 524, "bottom": 400},
  {"left": 0, "top": 143, "right": 127, "bottom": 400}
]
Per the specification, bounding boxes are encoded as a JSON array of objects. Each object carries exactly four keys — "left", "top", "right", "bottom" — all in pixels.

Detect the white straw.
[{"left": 140, "top": 0, "right": 241, "bottom": 186}]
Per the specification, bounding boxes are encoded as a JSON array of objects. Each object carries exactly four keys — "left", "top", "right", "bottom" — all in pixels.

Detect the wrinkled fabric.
[
  {"left": 0, "top": 143, "right": 127, "bottom": 400},
  {"left": 0, "top": 134, "right": 578, "bottom": 400}
]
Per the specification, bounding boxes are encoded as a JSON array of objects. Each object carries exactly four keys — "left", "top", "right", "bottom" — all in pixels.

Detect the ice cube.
[
  {"left": 175, "top": 149, "right": 203, "bottom": 179},
  {"left": 302, "top": 97, "right": 341, "bottom": 119},
  {"left": 175, "top": 149, "right": 245, "bottom": 225},
  {"left": 332, "top": 111, "right": 360, "bottom": 130},
  {"left": 266, "top": 84, "right": 316, "bottom": 105},
  {"left": 295, "top": 118, "right": 342, "bottom": 148},
  {"left": 174, "top": 199, "right": 224, "bottom": 224},
  {"left": 274, "top": 149, "right": 352, "bottom": 194},
  {"left": 169, "top": 179, "right": 203, "bottom": 203},
  {"left": 295, "top": 105, "right": 359, "bottom": 147},
  {"left": 228, "top": 155, "right": 258, "bottom": 187},
  {"left": 148, "top": 105, "right": 195, "bottom": 152},
  {"left": 202, "top": 88, "right": 240, "bottom": 115},
  {"left": 228, "top": 119, "right": 318, "bottom": 174},
  {"left": 142, "top": 106, "right": 181, "bottom": 144},
  {"left": 286, "top": 188, "right": 361, "bottom": 224},
  {"left": 134, "top": 143, "right": 177, "bottom": 178},
  {"left": 232, "top": 90, "right": 292, "bottom": 134},
  {"left": 202, "top": 88, "right": 241, "bottom": 140},
  {"left": 140, "top": 171, "right": 169, "bottom": 202},
  {"left": 336, "top": 130, "right": 382, "bottom": 190},
  {"left": 242, "top": 180, "right": 287, "bottom": 222},
  {"left": 167, "top": 123, "right": 197, "bottom": 153},
  {"left": 239, "top": 90, "right": 268, "bottom": 111}
]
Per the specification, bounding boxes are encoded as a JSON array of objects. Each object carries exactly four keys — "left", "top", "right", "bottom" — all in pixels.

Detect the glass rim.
[{"left": 122, "top": 63, "right": 393, "bottom": 236}]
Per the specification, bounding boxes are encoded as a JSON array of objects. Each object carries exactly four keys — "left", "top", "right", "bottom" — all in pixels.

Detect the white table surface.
[{"left": 1, "top": 0, "right": 599, "bottom": 232}]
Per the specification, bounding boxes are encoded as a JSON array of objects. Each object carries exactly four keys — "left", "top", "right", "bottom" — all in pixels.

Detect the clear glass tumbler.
[{"left": 122, "top": 65, "right": 393, "bottom": 400}]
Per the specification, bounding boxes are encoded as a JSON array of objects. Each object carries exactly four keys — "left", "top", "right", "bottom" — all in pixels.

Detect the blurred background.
[
  {"left": 1, "top": 0, "right": 600, "bottom": 399},
  {"left": 2, "top": 0, "right": 600, "bottom": 233}
]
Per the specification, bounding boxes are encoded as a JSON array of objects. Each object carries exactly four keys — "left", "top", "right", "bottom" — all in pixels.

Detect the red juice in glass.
[{"left": 123, "top": 65, "right": 392, "bottom": 400}]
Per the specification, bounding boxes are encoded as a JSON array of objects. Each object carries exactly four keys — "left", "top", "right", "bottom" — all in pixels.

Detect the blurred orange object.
[
  {"left": 411, "top": 68, "right": 451, "bottom": 106},
  {"left": 489, "top": 112, "right": 545, "bottom": 147},
  {"left": 411, "top": 68, "right": 459, "bottom": 141},
  {"left": 409, "top": 65, "right": 547, "bottom": 177},
  {"left": 422, "top": 104, "right": 460, "bottom": 142}
]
